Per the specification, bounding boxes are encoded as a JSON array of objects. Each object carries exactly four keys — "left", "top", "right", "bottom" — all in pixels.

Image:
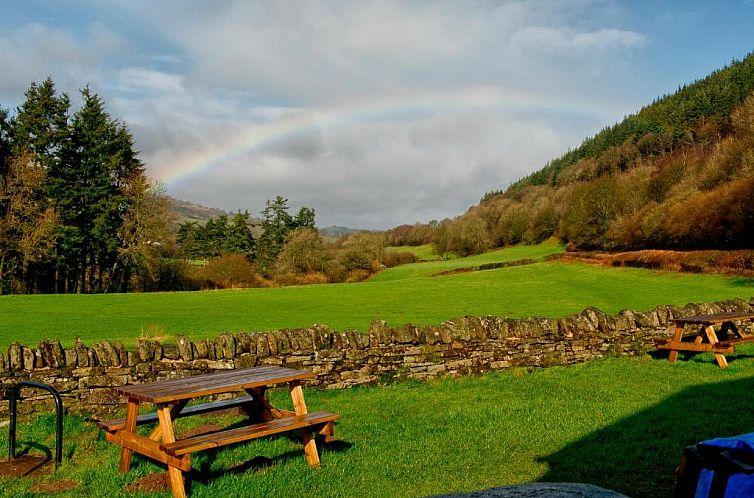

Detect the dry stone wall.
[{"left": 2, "top": 298, "right": 752, "bottom": 418}]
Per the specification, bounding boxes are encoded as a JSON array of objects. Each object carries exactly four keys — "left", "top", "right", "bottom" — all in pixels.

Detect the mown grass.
[
  {"left": 3, "top": 351, "right": 754, "bottom": 498},
  {"left": 374, "top": 240, "right": 564, "bottom": 281},
  {"left": 386, "top": 244, "right": 444, "bottom": 261},
  {"left": 1, "top": 241, "right": 753, "bottom": 349}
]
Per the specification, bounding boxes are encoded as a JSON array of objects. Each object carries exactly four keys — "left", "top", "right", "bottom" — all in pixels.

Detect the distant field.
[
  {"left": 376, "top": 241, "right": 564, "bottom": 281},
  {"left": 1, "top": 241, "right": 753, "bottom": 348},
  {"left": 386, "top": 243, "right": 444, "bottom": 261}
]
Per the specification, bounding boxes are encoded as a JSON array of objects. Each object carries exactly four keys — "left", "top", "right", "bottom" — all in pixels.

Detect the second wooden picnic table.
[
  {"left": 96, "top": 366, "right": 339, "bottom": 498},
  {"left": 656, "top": 311, "right": 754, "bottom": 368}
]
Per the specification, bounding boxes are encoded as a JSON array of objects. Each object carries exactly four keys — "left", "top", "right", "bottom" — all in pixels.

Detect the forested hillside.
[{"left": 388, "top": 52, "right": 754, "bottom": 254}]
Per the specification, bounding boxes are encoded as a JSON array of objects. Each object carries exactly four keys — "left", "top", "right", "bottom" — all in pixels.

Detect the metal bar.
[{"left": 7, "top": 381, "right": 64, "bottom": 469}]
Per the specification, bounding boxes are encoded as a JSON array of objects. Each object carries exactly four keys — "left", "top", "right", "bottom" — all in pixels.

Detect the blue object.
[{"left": 692, "top": 433, "right": 754, "bottom": 498}]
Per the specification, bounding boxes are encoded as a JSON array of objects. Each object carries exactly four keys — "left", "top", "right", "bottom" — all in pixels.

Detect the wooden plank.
[
  {"left": 161, "top": 411, "right": 340, "bottom": 457},
  {"left": 118, "top": 399, "right": 139, "bottom": 473},
  {"left": 704, "top": 325, "right": 729, "bottom": 368},
  {"left": 106, "top": 431, "right": 192, "bottom": 472},
  {"left": 157, "top": 404, "right": 187, "bottom": 498},
  {"left": 320, "top": 421, "right": 336, "bottom": 443},
  {"left": 289, "top": 382, "right": 319, "bottom": 467},
  {"left": 668, "top": 324, "right": 685, "bottom": 363},
  {"left": 656, "top": 342, "right": 735, "bottom": 353},
  {"left": 726, "top": 336, "right": 754, "bottom": 345},
  {"left": 673, "top": 312, "right": 754, "bottom": 326},
  {"left": 96, "top": 395, "right": 254, "bottom": 432},
  {"left": 112, "top": 367, "right": 316, "bottom": 403}
]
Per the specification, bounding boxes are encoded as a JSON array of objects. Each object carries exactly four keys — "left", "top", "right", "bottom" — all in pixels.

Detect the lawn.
[
  {"left": 386, "top": 243, "right": 444, "bottom": 261},
  {"left": 3, "top": 351, "right": 754, "bottom": 498},
  {"left": 1, "top": 241, "right": 753, "bottom": 349}
]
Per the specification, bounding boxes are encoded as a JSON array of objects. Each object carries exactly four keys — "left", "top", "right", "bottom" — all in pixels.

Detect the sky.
[{"left": 1, "top": 1, "right": 753, "bottom": 229}]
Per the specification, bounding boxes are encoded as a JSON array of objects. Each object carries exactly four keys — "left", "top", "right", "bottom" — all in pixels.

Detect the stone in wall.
[
  {"left": 75, "top": 339, "right": 89, "bottom": 367},
  {"left": 216, "top": 334, "right": 236, "bottom": 359},
  {"left": 8, "top": 343, "right": 22, "bottom": 371},
  {"left": 91, "top": 341, "right": 120, "bottom": 367},
  {"left": 176, "top": 335, "right": 193, "bottom": 361},
  {"left": 38, "top": 340, "right": 65, "bottom": 368}
]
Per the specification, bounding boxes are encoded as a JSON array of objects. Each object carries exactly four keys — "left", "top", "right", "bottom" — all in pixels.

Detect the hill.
[
  {"left": 169, "top": 196, "right": 232, "bottom": 225},
  {"left": 318, "top": 225, "right": 363, "bottom": 237},
  {"left": 414, "top": 52, "right": 754, "bottom": 255}
]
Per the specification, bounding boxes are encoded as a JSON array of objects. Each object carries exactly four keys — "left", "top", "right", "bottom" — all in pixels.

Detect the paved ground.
[{"left": 433, "top": 482, "right": 629, "bottom": 498}]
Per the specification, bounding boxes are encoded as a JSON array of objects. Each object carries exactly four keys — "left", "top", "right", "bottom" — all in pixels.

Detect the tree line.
[{"left": 0, "top": 78, "right": 171, "bottom": 294}]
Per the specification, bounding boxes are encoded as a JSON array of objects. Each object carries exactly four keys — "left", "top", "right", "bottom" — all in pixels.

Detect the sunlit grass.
[
  {"left": 3, "top": 351, "right": 754, "bottom": 497},
  {"left": 1, "top": 241, "right": 753, "bottom": 349}
]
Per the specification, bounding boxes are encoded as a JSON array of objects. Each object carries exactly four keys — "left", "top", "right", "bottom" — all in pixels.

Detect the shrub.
[
  {"left": 382, "top": 251, "right": 418, "bottom": 268},
  {"left": 200, "top": 254, "right": 260, "bottom": 289}
]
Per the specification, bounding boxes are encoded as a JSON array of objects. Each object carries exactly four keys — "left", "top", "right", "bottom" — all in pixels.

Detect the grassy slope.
[
  {"left": 1, "top": 241, "right": 753, "bottom": 349},
  {"left": 4, "top": 352, "right": 754, "bottom": 497},
  {"left": 386, "top": 244, "right": 443, "bottom": 261}
]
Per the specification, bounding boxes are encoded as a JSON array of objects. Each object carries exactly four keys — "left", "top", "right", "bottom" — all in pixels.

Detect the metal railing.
[{"left": 7, "top": 381, "right": 64, "bottom": 469}]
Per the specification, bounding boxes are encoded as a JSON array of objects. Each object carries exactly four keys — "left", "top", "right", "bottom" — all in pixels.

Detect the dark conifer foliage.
[{"left": 0, "top": 78, "right": 168, "bottom": 294}]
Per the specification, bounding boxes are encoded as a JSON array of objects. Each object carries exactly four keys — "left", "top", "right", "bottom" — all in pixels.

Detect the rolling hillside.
[{"left": 449, "top": 52, "right": 754, "bottom": 253}]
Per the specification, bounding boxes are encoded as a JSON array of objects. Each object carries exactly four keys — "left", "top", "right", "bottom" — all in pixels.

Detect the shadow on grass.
[
  {"left": 189, "top": 438, "right": 352, "bottom": 484},
  {"left": 538, "top": 376, "right": 754, "bottom": 498}
]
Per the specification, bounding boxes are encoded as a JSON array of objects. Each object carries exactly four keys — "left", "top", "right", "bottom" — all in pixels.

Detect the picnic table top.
[
  {"left": 112, "top": 366, "right": 315, "bottom": 404},
  {"left": 672, "top": 311, "right": 754, "bottom": 326}
]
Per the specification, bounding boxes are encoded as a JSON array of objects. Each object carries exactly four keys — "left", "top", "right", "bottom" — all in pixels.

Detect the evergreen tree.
[
  {"left": 11, "top": 77, "right": 70, "bottom": 171},
  {"left": 256, "top": 196, "right": 293, "bottom": 273},
  {"left": 223, "top": 211, "right": 254, "bottom": 258},
  {"left": 0, "top": 108, "right": 11, "bottom": 178},
  {"left": 49, "top": 87, "right": 144, "bottom": 292}
]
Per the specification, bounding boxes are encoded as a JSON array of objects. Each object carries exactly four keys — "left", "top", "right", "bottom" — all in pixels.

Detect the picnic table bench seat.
[
  {"left": 96, "top": 395, "right": 255, "bottom": 433},
  {"left": 161, "top": 411, "right": 340, "bottom": 456}
]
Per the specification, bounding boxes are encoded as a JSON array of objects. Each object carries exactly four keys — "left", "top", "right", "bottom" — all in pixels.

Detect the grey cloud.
[{"left": 2, "top": 1, "right": 653, "bottom": 229}]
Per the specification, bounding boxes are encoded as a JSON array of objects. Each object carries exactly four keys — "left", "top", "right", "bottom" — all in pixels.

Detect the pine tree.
[{"left": 11, "top": 77, "right": 70, "bottom": 171}]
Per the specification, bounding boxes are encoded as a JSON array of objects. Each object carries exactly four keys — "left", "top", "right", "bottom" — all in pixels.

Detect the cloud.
[
  {"left": 2, "top": 0, "right": 652, "bottom": 228},
  {"left": 0, "top": 22, "right": 130, "bottom": 101}
]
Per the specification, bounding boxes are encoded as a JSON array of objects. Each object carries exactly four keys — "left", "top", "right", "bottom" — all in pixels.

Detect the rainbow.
[{"left": 157, "top": 87, "right": 604, "bottom": 186}]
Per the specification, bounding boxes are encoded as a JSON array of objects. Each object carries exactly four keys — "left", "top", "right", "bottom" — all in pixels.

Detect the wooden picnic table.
[
  {"left": 96, "top": 366, "right": 339, "bottom": 498},
  {"left": 656, "top": 311, "right": 754, "bottom": 368}
]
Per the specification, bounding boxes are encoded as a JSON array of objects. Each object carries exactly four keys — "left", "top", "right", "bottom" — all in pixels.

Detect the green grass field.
[
  {"left": 4, "top": 352, "right": 754, "bottom": 498},
  {"left": 1, "top": 241, "right": 753, "bottom": 349},
  {"left": 386, "top": 243, "right": 444, "bottom": 261}
]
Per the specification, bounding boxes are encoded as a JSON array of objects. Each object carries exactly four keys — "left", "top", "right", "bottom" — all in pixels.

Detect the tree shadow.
[{"left": 538, "top": 377, "right": 754, "bottom": 498}]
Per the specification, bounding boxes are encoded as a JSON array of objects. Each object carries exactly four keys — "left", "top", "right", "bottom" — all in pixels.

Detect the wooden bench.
[
  {"left": 656, "top": 311, "right": 754, "bottom": 368},
  {"left": 96, "top": 395, "right": 255, "bottom": 433},
  {"left": 161, "top": 411, "right": 339, "bottom": 456}
]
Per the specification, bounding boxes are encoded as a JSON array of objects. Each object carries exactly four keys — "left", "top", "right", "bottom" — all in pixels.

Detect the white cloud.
[{"left": 2, "top": 0, "right": 652, "bottom": 228}]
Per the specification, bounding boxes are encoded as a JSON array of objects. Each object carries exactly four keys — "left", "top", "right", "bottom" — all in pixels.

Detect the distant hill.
[
  {"left": 442, "top": 51, "right": 754, "bottom": 253},
  {"left": 319, "top": 225, "right": 364, "bottom": 237},
  {"left": 169, "top": 197, "right": 232, "bottom": 225}
]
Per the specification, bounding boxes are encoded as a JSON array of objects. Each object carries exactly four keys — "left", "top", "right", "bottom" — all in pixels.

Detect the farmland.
[{"left": 1, "top": 242, "right": 752, "bottom": 349}]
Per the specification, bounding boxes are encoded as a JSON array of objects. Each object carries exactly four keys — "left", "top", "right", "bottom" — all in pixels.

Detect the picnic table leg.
[
  {"left": 668, "top": 324, "right": 684, "bottom": 363},
  {"left": 157, "top": 404, "right": 187, "bottom": 498},
  {"left": 148, "top": 401, "right": 188, "bottom": 441},
  {"left": 289, "top": 382, "right": 320, "bottom": 467},
  {"left": 118, "top": 398, "right": 140, "bottom": 472},
  {"left": 320, "top": 421, "right": 336, "bottom": 443},
  {"left": 243, "top": 387, "right": 294, "bottom": 421},
  {"left": 704, "top": 325, "right": 729, "bottom": 369}
]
